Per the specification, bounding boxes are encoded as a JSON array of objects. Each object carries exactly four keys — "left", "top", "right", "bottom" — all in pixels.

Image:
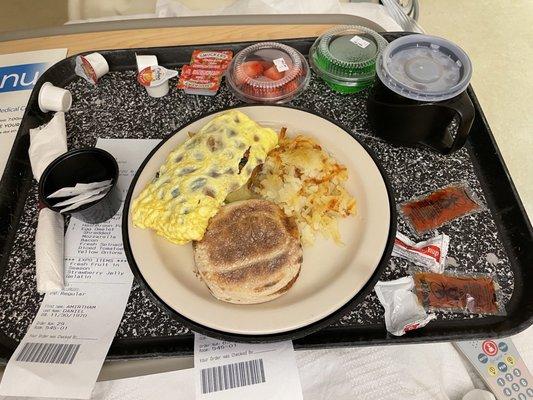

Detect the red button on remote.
[{"left": 482, "top": 340, "right": 498, "bottom": 356}]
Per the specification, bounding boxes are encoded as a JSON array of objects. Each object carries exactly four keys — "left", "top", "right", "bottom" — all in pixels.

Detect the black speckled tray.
[{"left": 0, "top": 36, "right": 531, "bottom": 361}]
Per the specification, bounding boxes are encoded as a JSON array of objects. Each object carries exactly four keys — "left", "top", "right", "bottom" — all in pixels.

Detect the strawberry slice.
[
  {"left": 263, "top": 65, "right": 285, "bottom": 81},
  {"left": 242, "top": 61, "right": 264, "bottom": 78}
]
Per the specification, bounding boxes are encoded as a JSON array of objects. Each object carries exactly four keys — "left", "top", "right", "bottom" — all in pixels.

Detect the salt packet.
[
  {"left": 374, "top": 276, "right": 436, "bottom": 336},
  {"left": 393, "top": 231, "right": 450, "bottom": 273}
]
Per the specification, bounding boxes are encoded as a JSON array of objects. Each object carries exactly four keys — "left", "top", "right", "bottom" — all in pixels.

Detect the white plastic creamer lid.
[{"left": 376, "top": 34, "right": 473, "bottom": 102}]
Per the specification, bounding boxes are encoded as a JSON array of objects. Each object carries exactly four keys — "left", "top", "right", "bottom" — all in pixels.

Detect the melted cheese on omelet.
[{"left": 131, "top": 110, "right": 278, "bottom": 244}]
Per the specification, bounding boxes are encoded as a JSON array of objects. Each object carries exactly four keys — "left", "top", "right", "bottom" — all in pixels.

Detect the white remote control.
[{"left": 455, "top": 339, "right": 533, "bottom": 400}]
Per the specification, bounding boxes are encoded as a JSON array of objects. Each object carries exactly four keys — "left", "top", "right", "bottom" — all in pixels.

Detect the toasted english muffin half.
[{"left": 193, "top": 199, "right": 303, "bottom": 304}]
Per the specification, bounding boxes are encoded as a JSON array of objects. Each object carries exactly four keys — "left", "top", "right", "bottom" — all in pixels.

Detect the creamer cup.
[
  {"left": 38, "top": 82, "right": 72, "bottom": 113},
  {"left": 137, "top": 66, "right": 178, "bottom": 98}
]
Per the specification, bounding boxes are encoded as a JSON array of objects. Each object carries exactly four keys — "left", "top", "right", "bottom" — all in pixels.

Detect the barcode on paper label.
[
  {"left": 350, "top": 35, "right": 371, "bottom": 48},
  {"left": 273, "top": 58, "right": 289, "bottom": 72},
  {"left": 200, "top": 358, "right": 266, "bottom": 394},
  {"left": 15, "top": 342, "right": 81, "bottom": 365}
]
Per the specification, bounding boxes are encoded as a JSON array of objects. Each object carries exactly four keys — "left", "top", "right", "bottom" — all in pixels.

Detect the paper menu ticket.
[
  {"left": 0, "top": 139, "right": 160, "bottom": 399},
  {"left": 194, "top": 334, "right": 303, "bottom": 400}
]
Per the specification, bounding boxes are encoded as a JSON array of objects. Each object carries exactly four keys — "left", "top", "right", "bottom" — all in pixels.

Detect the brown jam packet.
[
  {"left": 412, "top": 270, "right": 504, "bottom": 315},
  {"left": 399, "top": 182, "right": 484, "bottom": 236}
]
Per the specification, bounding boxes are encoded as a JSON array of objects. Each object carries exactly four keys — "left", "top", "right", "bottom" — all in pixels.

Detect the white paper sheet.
[
  {"left": 0, "top": 139, "right": 160, "bottom": 399},
  {"left": 0, "top": 49, "right": 67, "bottom": 178},
  {"left": 194, "top": 334, "right": 303, "bottom": 400}
]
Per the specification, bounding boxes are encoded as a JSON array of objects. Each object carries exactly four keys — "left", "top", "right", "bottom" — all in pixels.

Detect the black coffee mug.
[
  {"left": 367, "top": 79, "right": 475, "bottom": 154},
  {"left": 367, "top": 33, "right": 475, "bottom": 155}
]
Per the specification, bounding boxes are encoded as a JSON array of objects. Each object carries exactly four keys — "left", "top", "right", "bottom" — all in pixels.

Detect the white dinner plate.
[{"left": 123, "top": 105, "right": 394, "bottom": 337}]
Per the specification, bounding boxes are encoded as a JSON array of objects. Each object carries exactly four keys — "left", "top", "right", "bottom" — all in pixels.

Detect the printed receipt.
[
  {"left": 0, "top": 139, "right": 160, "bottom": 399},
  {"left": 194, "top": 334, "right": 303, "bottom": 400}
]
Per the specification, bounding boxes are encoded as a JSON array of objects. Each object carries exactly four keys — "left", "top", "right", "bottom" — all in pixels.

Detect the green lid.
[{"left": 310, "top": 25, "right": 387, "bottom": 94}]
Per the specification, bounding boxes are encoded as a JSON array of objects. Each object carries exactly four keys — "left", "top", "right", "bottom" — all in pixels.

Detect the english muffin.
[{"left": 193, "top": 199, "right": 303, "bottom": 304}]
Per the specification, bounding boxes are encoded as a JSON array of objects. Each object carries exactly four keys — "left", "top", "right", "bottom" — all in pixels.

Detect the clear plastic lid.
[
  {"left": 225, "top": 42, "right": 310, "bottom": 103},
  {"left": 309, "top": 25, "right": 387, "bottom": 90},
  {"left": 376, "top": 34, "right": 473, "bottom": 102}
]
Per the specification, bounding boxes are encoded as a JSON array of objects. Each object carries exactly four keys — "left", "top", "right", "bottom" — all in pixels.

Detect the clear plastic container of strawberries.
[{"left": 225, "top": 42, "right": 310, "bottom": 103}]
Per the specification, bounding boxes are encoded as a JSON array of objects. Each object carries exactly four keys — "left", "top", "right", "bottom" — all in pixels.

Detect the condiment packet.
[
  {"left": 60, "top": 191, "right": 109, "bottom": 214},
  {"left": 47, "top": 179, "right": 112, "bottom": 198},
  {"left": 53, "top": 185, "right": 111, "bottom": 207},
  {"left": 181, "top": 64, "right": 225, "bottom": 78},
  {"left": 177, "top": 75, "right": 221, "bottom": 96},
  {"left": 374, "top": 276, "right": 436, "bottom": 336},
  {"left": 393, "top": 231, "right": 450, "bottom": 273},
  {"left": 399, "top": 182, "right": 485, "bottom": 236},
  {"left": 191, "top": 50, "right": 233, "bottom": 67},
  {"left": 411, "top": 269, "right": 506, "bottom": 315},
  {"left": 178, "top": 49, "right": 233, "bottom": 95}
]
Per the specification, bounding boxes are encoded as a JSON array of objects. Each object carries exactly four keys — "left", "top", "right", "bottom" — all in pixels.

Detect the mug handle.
[{"left": 432, "top": 90, "right": 475, "bottom": 155}]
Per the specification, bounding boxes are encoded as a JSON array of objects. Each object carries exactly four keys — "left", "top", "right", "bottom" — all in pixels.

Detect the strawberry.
[
  {"left": 283, "top": 80, "right": 299, "bottom": 94},
  {"left": 263, "top": 66, "right": 285, "bottom": 81},
  {"left": 263, "top": 87, "right": 282, "bottom": 98},
  {"left": 260, "top": 61, "right": 274, "bottom": 70},
  {"left": 242, "top": 61, "right": 264, "bottom": 78}
]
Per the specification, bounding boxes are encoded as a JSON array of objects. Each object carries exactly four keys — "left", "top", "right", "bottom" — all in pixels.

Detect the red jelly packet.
[
  {"left": 411, "top": 269, "right": 505, "bottom": 315},
  {"left": 177, "top": 75, "right": 220, "bottom": 90},
  {"left": 191, "top": 50, "right": 233, "bottom": 66},
  {"left": 178, "top": 50, "right": 233, "bottom": 95},
  {"left": 181, "top": 65, "right": 225, "bottom": 78},
  {"left": 399, "top": 182, "right": 485, "bottom": 236}
]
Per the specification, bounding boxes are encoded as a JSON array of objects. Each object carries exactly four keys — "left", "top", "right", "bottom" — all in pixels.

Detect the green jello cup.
[{"left": 309, "top": 25, "right": 387, "bottom": 94}]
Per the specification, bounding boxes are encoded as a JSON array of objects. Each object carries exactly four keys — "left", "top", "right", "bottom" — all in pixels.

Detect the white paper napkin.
[
  {"left": 28, "top": 112, "right": 68, "bottom": 293},
  {"left": 28, "top": 111, "right": 68, "bottom": 181},
  {"left": 35, "top": 208, "right": 64, "bottom": 294}
]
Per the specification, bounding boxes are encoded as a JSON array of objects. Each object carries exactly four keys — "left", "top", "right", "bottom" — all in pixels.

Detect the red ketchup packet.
[
  {"left": 178, "top": 50, "right": 233, "bottom": 95},
  {"left": 393, "top": 231, "right": 450, "bottom": 273},
  {"left": 399, "top": 182, "right": 485, "bottom": 236}
]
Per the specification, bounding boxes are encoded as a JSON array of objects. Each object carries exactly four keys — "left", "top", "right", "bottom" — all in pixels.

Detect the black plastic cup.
[{"left": 39, "top": 148, "right": 120, "bottom": 224}]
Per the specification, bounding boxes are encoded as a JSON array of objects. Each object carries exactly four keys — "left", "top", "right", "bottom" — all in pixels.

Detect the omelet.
[{"left": 131, "top": 110, "right": 278, "bottom": 245}]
